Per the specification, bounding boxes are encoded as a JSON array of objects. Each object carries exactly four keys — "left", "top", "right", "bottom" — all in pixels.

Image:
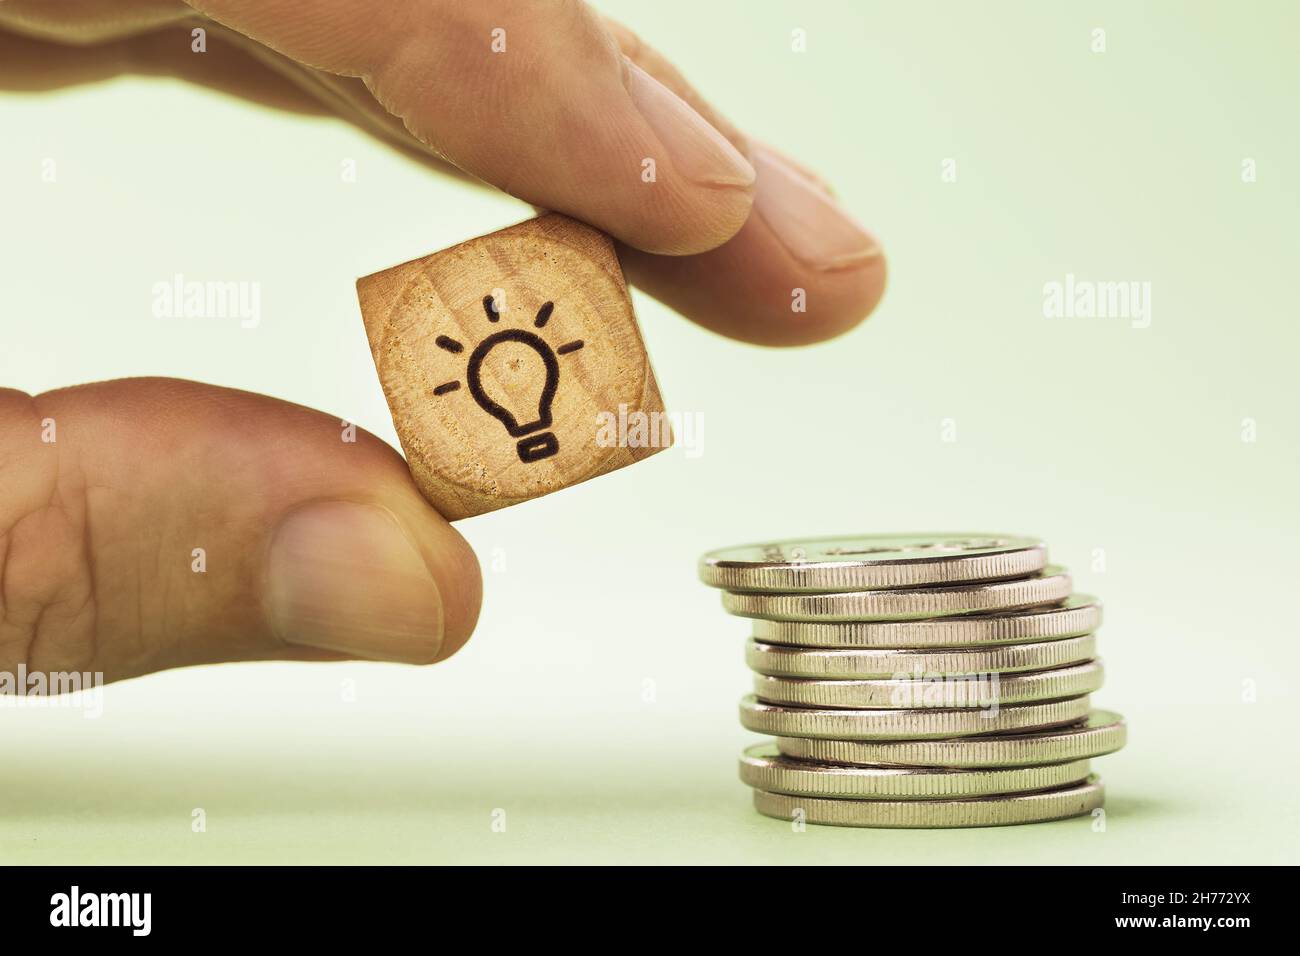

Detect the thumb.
[
  {"left": 187, "top": 0, "right": 756, "bottom": 255},
  {"left": 0, "top": 379, "right": 482, "bottom": 686}
]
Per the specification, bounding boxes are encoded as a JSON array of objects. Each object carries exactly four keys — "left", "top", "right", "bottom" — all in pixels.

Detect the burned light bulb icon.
[
  {"left": 467, "top": 328, "right": 560, "bottom": 462},
  {"left": 433, "top": 296, "right": 585, "bottom": 463}
]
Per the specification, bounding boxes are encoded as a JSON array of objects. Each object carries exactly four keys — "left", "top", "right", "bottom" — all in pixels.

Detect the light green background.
[{"left": 2, "top": 1, "right": 1298, "bottom": 864}]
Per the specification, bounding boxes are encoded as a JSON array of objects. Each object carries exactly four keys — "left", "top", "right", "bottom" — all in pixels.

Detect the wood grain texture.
[{"left": 357, "top": 213, "right": 670, "bottom": 519}]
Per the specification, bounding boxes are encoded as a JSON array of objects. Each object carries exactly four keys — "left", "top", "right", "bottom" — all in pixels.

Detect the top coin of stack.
[{"left": 699, "top": 534, "right": 1126, "bottom": 828}]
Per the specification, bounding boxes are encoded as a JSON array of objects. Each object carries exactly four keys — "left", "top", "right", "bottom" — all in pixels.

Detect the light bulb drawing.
[{"left": 433, "top": 296, "right": 585, "bottom": 463}]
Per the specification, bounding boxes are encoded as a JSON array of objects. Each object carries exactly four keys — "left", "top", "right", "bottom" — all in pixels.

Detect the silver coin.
[
  {"left": 750, "top": 595, "right": 1102, "bottom": 648},
  {"left": 722, "top": 567, "right": 1071, "bottom": 622},
  {"left": 751, "top": 776, "right": 1104, "bottom": 828},
  {"left": 699, "top": 533, "right": 1046, "bottom": 593},
  {"left": 739, "top": 693, "right": 1092, "bottom": 740},
  {"left": 746, "top": 634, "right": 1096, "bottom": 679},
  {"left": 776, "top": 710, "right": 1127, "bottom": 768},
  {"left": 753, "top": 660, "right": 1103, "bottom": 709},
  {"left": 740, "top": 744, "right": 1092, "bottom": 799}
]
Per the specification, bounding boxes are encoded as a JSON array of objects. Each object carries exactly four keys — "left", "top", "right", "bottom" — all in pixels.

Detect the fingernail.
[
  {"left": 753, "top": 146, "right": 883, "bottom": 272},
  {"left": 624, "top": 60, "right": 756, "bottom": 189},
  {"left": 266, "top": 501, "right": 444, "bottom": 664}
]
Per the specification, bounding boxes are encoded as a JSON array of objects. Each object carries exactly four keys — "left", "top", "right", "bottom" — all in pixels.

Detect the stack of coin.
[{"left": 699, "top": 534, "right": 1126, "bottom": 828}]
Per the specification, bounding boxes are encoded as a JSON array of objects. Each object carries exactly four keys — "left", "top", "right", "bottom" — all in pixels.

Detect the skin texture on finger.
[
  {"left": 607, "top": 20, "right": 887, "bottom": 345},
  {"left": 0, "top": 23, "right": 473, "bottom": 185},
  {"left": 0, "top": 1, "right": 751, "bottom": 253},
  {"left": 0, "top": 22, "right": 328, "bottom": 112},
  {"left": 0, "top": 0, "right": 420, "bottom": 147},
  {"left": 0, "top": 380, "right": 482, "bottom": 686},
  {"left": 0, "top": 0, "right": 188, "bottom": 43},
  {"left": 182, "top": 0, "right": 755, "bottom": 255},
  {"left": 619, "top": 146, "right": 887, "bottom": 346},
  {"left": 0, "top": 1, "right": 885, "bottom": 341},
  {"left": 220, "top": 28, "right": 478, "bottom": 182}
]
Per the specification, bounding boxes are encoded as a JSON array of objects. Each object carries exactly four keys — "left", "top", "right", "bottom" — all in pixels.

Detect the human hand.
[{"left": 0, "top": 0, "right": 886, "bottom": 686}]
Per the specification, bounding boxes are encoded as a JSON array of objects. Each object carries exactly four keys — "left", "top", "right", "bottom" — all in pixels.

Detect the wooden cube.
[{"left": 357, "top": 214, "right": 671, "bottom": 519}]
